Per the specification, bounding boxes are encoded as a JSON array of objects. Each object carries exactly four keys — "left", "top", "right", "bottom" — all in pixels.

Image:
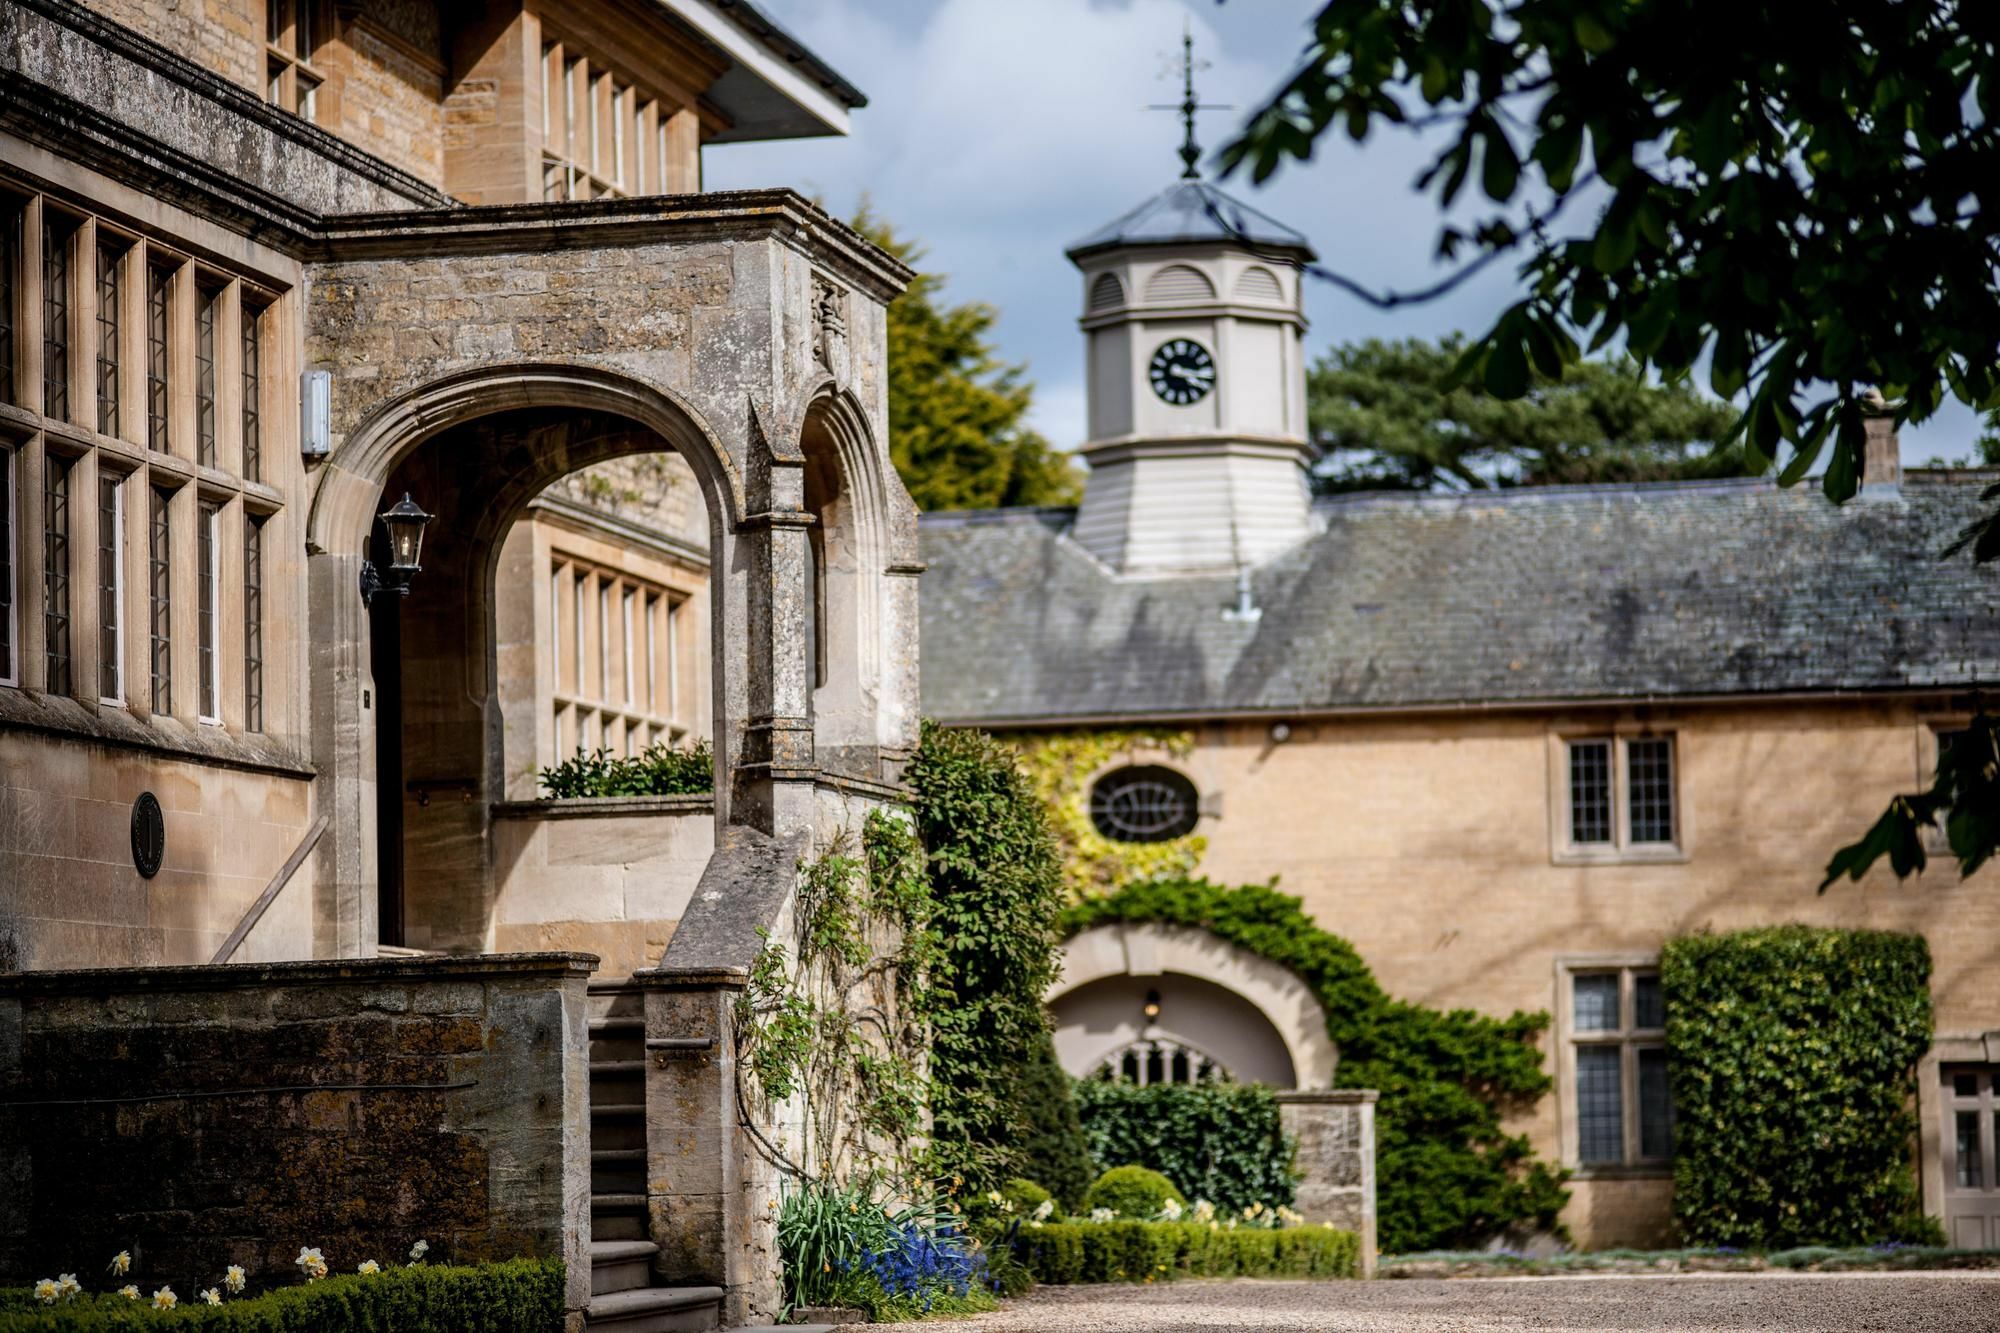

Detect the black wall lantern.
[{"left": 360, "top": 492, "right": 432, "bottom": 605}]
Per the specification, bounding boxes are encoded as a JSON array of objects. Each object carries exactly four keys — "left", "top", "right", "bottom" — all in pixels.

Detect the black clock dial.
[{"left": 1148, "top": 339, "right": 1216, "bottom": 406}]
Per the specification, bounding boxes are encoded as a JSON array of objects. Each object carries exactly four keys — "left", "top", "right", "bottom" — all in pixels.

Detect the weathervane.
[{"left": 1150, "top": 20, "right": 1230, "bottom": 180}]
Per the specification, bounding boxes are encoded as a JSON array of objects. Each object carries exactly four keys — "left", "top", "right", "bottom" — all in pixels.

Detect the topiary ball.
[
  {"left": 1003, "top": 1177, "right": 1059, "bottom": 1220},
  {"left": 1080, "top": 1165, "right": 1185, "bottom": 1220}
]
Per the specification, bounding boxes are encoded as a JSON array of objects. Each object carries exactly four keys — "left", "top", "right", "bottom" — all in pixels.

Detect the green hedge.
[
  {"left": 1064, "top": 878, "right": 1566, "bottom": 1252},
  {"left": 1072, "top": 1081, "right": 1295, "bottom": 1214},
  {"left": 1007, "top": 1220, "right": 1357, "bottom": 1284},
  {"left": 0, "top": 1260, "right": 564, "bottom": 1332},
  {"left": 1662, "top": 925, "right": 1937, "bottom": 1248}
]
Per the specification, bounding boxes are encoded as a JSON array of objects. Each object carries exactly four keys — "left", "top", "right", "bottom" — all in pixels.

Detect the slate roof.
[
  {"left": 1066, "top": 180, "right": 1316, "bottom": 261},
  {"left": 916, "top": 473, "right": 2000, "bottom": 725}
]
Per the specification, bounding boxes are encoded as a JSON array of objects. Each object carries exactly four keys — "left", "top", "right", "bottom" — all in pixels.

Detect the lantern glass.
[{"left": 380, "top": 493, "right": 431, "bottom": 572}]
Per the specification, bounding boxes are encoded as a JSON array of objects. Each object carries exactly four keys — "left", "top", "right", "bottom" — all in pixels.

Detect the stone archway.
[
  {"left": 1051, "top": 922, "right": 1338, "bottom": 1089},
  {"left": 305, "top": 364, "right": 754, "bottom": 958}
]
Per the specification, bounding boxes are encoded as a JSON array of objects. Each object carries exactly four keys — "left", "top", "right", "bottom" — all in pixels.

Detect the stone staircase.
[{"left": 584, "top": 977, "right": 836, "bottom": 1333}]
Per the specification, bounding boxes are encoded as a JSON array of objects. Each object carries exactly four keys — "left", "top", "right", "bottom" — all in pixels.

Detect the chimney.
[{"left": 1860, "top": 389, "right": 1901, "bottom": 499}]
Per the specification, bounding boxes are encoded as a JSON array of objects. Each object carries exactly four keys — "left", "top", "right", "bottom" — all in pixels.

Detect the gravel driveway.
[{"left": 954, "top": 1272, "right": 2000, "bottom": 1331}]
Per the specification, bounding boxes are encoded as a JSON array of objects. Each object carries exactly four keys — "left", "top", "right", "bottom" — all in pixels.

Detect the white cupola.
[{"left": 1066, "top": 178, "right": 1316, "bottom": 576}]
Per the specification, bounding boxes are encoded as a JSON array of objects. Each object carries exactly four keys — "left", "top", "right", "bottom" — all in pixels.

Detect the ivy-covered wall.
[
  {"left": 1008, "top": 731, "right": 1207, "bottom": 900},
  {"left": 1662, "top": 926, "right": 1937, "bottom": 1248}
]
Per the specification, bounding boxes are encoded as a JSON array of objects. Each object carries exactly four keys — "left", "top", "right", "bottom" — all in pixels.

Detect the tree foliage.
[
  {"left": 1222, "top": 1, "right": 1998, "bottom": 502},
  {"left": 1220, "top": 1, "right": 2000, "bottom": 881},
  {"left": 1064, "top": 878, "right": 1568, "bottom": 1253},
  {"left": 1662, "top": 926, "right": 1937, "bottom": 1248},
  {"left": 854, "top": 212, "right": 1080, "bottom": 512},
  {"left": 907, "top": 720, "right": 1071, "bottom": 1193},
  {"left": 1310, "top": 335, "right": 1746, "bottom": 492}
]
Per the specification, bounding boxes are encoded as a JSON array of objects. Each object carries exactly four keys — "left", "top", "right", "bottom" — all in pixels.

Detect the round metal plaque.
[{"left": 131, "top": 792, "right": 165, "bottom": 879}]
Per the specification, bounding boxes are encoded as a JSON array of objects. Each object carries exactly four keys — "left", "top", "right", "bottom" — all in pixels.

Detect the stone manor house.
[
  {"left": 3, "top": 0, "right": 2000, "bottom": 1307},
  {"left": 0, "top": 0, "right": 926, "bottom": 1327}
]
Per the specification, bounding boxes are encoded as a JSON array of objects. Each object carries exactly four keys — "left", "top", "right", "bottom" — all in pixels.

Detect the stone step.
[
  {"left": 593, "top": 1147, "right": 646, "bottom": 1195},
  {"left": 586, "top": 1284, "right": 723, "bottom": 1332},
  {"left": 590, "top": 1239, "right": 660, "bottom": 1297},
  {"left": 591, "top": 1059, "right": 648, "bottom": 1079}
]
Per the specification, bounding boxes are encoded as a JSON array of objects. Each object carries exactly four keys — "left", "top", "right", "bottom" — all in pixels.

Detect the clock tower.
[{"left": 1066, "top": 103, "right": 1316, "bottom": 576}]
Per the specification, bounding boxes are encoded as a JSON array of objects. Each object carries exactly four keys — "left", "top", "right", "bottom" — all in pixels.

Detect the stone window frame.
[
  {"left": 0, "top": 440, "right": 15, "bottom": 687},
  {"left": 1554, "top": 954, "right": 1674, "bottom": 1179},
  {"left": 538, "top": 31, "right": 697, "bottom": 203},
  {"left": 265, "top": 0, "right": 329, "bottom": 123},
  {"left": 1087, "top": 762, "right": 1205, "bottom": 844},
  {"left": 547, "top": 549, "right": 692, "bottom": 764},
  {"left": 1547, "top": 725, "right": 1689, "bottom": 865},
  {"left": 0, "top": 178, "right": 295, "bottom": 744}
]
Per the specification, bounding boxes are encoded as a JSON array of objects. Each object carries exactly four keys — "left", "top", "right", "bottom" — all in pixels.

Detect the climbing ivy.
[
  {"left": 1064, "top": 877, "right": 1570, "bottom": 1253},
  {"left": 1007, "top": 730, "right": 1208, "bottom": 900},
  {"left": 735, "top": 809, "right": 938, "bottom": 1187}
]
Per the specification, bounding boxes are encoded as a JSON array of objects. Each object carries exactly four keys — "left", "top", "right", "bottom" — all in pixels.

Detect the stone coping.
[
  {"left": 0, "top": 951, "right": 601, "bottom": 996},
  {"left": 1274, "top": 1089, "right": 1380, "bottom": 1104},
  {"left": 492, "top": 794, "right": 715, "bottom": 820},
  {"left": 632, "top": 966, "right": 750, "bottom": 990}
]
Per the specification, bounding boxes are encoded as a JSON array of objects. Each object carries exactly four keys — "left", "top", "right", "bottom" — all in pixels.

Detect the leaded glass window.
[
  {"left": 1567, "top": 740, "right": 1612, "bottom": 844},
  {"left": 42, "top": 451, "right": 70, "bottom": 694},
  {"left": 1089, "top": 765, "right": 1201, "bottom": 843},
  {"left": 1569, "top": 966, "right": 1672, "bottom": 1168}
]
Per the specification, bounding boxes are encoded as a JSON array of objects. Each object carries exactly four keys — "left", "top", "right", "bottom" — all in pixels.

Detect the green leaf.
[
  {"left": 1483, "top": 333, "right": 1530, "bottom": 398},
  {"left": 1482, "top": 131, "right": 1521, "bottom": 201},
  {"left": 1575, "top": 14, "right": 1616, "bottom": 53}
]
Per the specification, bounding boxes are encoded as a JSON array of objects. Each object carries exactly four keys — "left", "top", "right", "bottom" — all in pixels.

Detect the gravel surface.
[{"left": 954, "top": 1273, "right": 2000, "bottom": 1331}]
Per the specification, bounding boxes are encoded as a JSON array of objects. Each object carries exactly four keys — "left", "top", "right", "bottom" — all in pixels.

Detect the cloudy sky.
[{"left": 705, "top": 0, "right": 1976, "bottom": 467}]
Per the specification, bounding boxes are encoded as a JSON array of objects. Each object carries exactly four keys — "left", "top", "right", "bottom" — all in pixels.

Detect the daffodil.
[
  {"left": 357, "top": 1260, "right": 380, "bottom": 1275},
  {"left": 32, "top": 1279, "right": 57, "bottom": 1306},
  {"left": 118, "top": 1286, "right": 139, "bottom": 1300},
  {"left": 1032, "top": 1199, "right": 1054, "bottom": 1222},
  {"left": 153, "top": 1287, "right": 178, "bottom": 1309},
  {"left": 56, "top": 1274, "right": 80, "bottom": 1299},
  {"left": 1088, "top": 1206, "right": 1116, "bottom": 1224},
  {"left": 409, "top": 1239, "right": 430, "bottom": 1264},
  {"left": 200, "top": 1288, "right": 222, "bottom": 1306},
  {"left": 294, "top": 1247, "right": 328, "bottom": 1281},
  {"left": 1159, "top": 1198, "right": 1183, "bottom": 1221},
  {"left": 109, "top": 1251, "right": 131, "bottom": 1277},
  {"left": 225, "top": 1265, "right": 246, "bottom": 1294}
]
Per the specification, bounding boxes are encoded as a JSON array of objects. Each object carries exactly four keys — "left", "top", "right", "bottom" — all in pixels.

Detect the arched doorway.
[{"left": 1050, "top": 923, "right": 1338, "bottom": 1089}]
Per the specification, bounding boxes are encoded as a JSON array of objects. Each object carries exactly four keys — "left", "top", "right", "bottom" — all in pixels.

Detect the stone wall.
[
  {"left": 1277, "top": 1091, "right": 1377, "bottom": 1277},
  {"left": 0, "top": 729, "right": 316, "bottom": 971},
  {"left": 489, "top": 799, "right": 716, "bottom": 975},
  {"left": 0, "top": 953, "right": 595, "bottom": 1317}
]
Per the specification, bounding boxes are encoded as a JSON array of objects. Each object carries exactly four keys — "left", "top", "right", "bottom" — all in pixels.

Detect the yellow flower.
[
  {"left": 118, "top": 1286, "right": 139, "bottom": 1300},
  {"left": 295, "top": 1247, "right": 328, "bottom": 1281},
  {"left": 153, "top": 1287, "right": 178, "bottom": 1309},
  {"left": 56, "top": 1274, "right": 80, "bottom": 1299},
  {"left": 200, "top": 1288, "right": 222, "bottom": 1306},
  {"left": 32, "top": 1280, "right": 57, "bottom": 1306},
  {"left": 225, "top": 1265, "right": 246, "bottom": 1294},
  {"left": 109, "top": 1252, "right": 131, "bottom": 1277},
  {"left": 357, "top": 1260, "right": 381, "bottom": 1275}
]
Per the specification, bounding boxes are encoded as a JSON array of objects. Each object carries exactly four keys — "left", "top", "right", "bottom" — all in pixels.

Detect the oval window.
[{"left": 1088, "top": 765, "right": 1200, "bottom": 843}]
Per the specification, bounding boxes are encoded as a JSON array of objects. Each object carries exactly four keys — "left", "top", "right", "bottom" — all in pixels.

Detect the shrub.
[
  {"left": 1081, "top": 1166, "right": 1185, "bottom": 1220},
  {"left": 970, "top": 1178, "right": 1059, "bottom": 1228},
  {"left": 1064, "top": 877, "right": 1568, "bottom": 1252},
  {"left": 830, "top": 1220, "right": 996, "bottom": 1321},
  {"left": 1008, "top": 1220, "right": 1359, "bottom": 1284},
  {"left": 538, "top": 740, "right": 712, "bottom": 798},
  {"left": 908, "top": 721, "right": 1069, "bottom": 1194},
  {"left": 1012, "top": 1032, "right": 1096, "bottom": 1210},
  {"left": 1003, "top": 1179, "right": 1057, "bottom": 1218},
  {"left": 1663, "top": 926, "right": 1936, "bottom": 1248},
  {"left": 1072, "top": 1080, "right": 1295, "bottom": 1214},
  {"left": 0, "top": 1259, "right": 564, "bottom": 1331}
]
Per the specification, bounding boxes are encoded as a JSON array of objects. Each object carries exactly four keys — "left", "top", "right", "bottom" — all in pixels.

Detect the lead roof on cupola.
[{"left": 1066, "top": 179, "right": 1317, "bottom": 263}]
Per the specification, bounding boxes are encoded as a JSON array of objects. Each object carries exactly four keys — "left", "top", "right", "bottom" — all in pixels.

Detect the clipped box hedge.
[
  {"left": 1008, "top": 1220, "right": 1358, "bottom": 1285},
  {"left": 1071, "top": 1081, "right": 1297, "bottom": 1215},
  {"left": 1662, "top": 925, "right": 1936, "bottom": 1248},
  {"left": 0, "top": 1259, "right": 565, "bottom": 1332}
]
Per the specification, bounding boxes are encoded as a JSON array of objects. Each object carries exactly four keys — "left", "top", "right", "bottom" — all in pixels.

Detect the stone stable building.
[
  {"left": 0, "top": 0, "right": 924, "bottom": 1326},
  {"left": 917, "top": 169, "right": 2000, "bottom": 1250}
]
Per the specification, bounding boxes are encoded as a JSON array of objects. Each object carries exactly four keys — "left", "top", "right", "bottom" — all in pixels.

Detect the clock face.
[{"left": 1148, "top": 339, "right": 1216, "bottom": 406}]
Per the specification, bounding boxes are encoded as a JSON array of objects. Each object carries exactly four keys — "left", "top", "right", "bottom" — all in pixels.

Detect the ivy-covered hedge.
[
  {"left": 1006, "top": 1220, "right": 1358, "bottom": 1284},
  {"left": 1064, "top": 878, "right": 1567, "bottom": 1253},
  {"left": 538, "top": 741, "right": 713, "bottom": 797},
  {"left": 908, "top": 721, "right": 1071, "bottom": 1194},
  {"left": 0, "top": 1260, "right": 565, "bottom": 1332},
  {"left": 1071, "top": 1081, "right": 1296, "bottom": 1214},
  {"left": 1662, "top": 926, "right": 1937, "bottom": 1248}
]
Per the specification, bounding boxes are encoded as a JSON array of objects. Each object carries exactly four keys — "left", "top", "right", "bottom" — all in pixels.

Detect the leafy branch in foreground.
[{"left": 1822, "top": 710, "right": 2000, "bottom": 890}]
